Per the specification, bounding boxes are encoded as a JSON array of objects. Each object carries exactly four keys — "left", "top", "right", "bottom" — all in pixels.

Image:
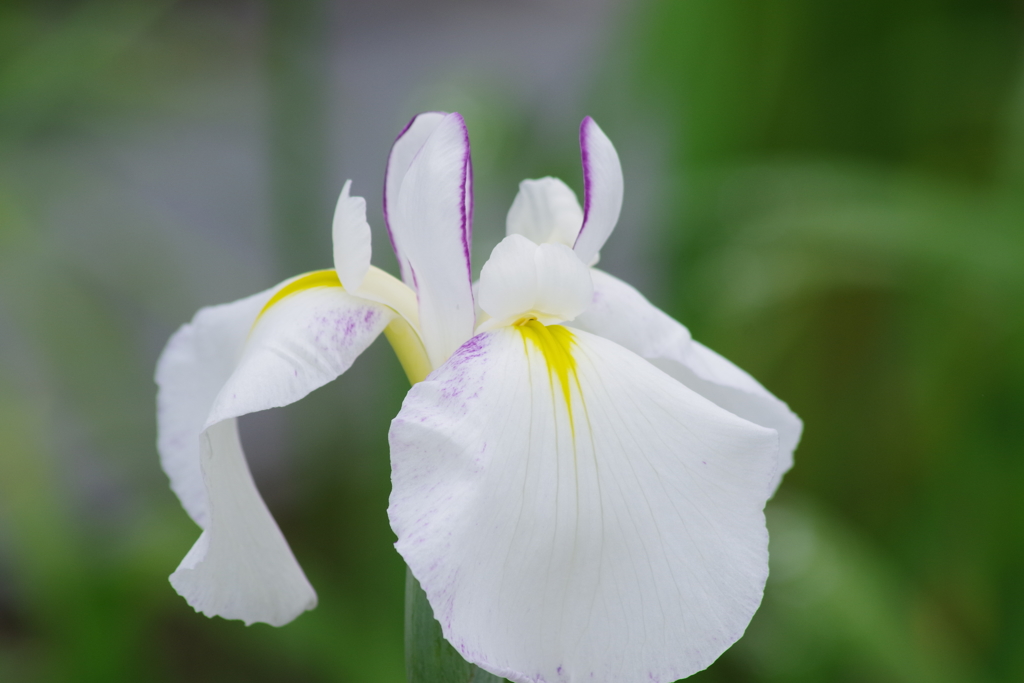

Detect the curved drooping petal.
[
  {"left": 388, "top": 112, "right": 476, "bottom": 367},
  {"left": 477, "top": 234, "right": 592, "bottom": 328},
  {"left": 156, "top": 287, "right": 273, "bottom": 528},
  {"left": 506, "top": 177, "right": 583, "bottom": 247},
  {"left": 332, "top": 180, "right": 372, "bottom": 292},
  {"left": 389, "top": 323, "right": 778, "bottom": 683},
  {"left": 573, "top": 268, "right": 802, "bottom": 493},
  {"left": 573, "top": 117, "right": 623, "bottom": 267},
  {"left": 158, "top": 271, "right": 396, "bottom": 626}
]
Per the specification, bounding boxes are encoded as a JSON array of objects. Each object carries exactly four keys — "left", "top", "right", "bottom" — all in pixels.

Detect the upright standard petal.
[
  {"left": 392, "top": 113, "right": 476, "bottom": 367},
  {"left": 506, "top": 177, "right": 583, "bottom": 247},
  {"left": 389, "top": 323, "right": 778, "bottom": 683},
  {"left": 383, "top": 111, "right": 447, "bottom": 284},
  {"left": 160, "top": 271, "right": 395, "bottom": 626},
  {"left": 573, "top": 268, "right": 802, "bottom": 493},
  {"left": 332, "top": 180, "right": 372, "bottom": 292},
  {"left": 572, "top": 117, "right": 623, "bottom": 267}
]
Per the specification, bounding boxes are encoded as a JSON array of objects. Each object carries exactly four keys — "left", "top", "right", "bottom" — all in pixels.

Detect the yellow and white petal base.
[
  {"left": 573, "top": 268, "right": 803, "bottom": 494},
  {"left": 477, "top": 234, "right": 593, "bottom": 330},
  {"left": 389, "top": 322, "right": 779, "bottom": 683}
]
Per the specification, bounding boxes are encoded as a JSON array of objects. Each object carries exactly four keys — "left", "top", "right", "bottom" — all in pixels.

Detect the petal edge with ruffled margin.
[
  {"left": 389, "top": 324, "right": 778, "bottom": 683},
  {"left": 572, "top": 268, "right": 802, "bottom": 494},
  {"left": 573, "top": 117, "right": 623, "bottom": 267},
  {"left": 392, "top": 112, "right": 476, "bottom": 367},
  {"left": 159, "top": 273, "right": 396, "bottom": 626}
]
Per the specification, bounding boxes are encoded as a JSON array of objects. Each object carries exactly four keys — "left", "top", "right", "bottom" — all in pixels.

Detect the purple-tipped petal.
[
  {"left": 573, "top": 117, "right": 624, "bottom": 266},
  {"left": 390, "top": 112, "right": 476, "bottom": 366},
  {"left": 383, "top": 112, "right": 447, "bottom": 286}
]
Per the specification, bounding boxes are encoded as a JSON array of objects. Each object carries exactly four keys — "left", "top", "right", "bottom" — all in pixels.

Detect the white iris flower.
[{"left": 156, "top": 112, "right": 802, "bottom": 683}]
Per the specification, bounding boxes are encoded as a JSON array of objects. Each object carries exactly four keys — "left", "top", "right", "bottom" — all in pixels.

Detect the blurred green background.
[{"left": 1, "top": 0, "right": 1022, "bottom": 681}]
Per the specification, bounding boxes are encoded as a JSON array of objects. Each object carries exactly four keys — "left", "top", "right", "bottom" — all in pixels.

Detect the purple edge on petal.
[
  {"left": 382, "top": 114, "right": 419, "bottom": 281},
  {"left": 575, "top": 116, "right": 595, "bottom": 250},
  {"left": 452, "top": 112, "right": 475, "bottom": 293}
]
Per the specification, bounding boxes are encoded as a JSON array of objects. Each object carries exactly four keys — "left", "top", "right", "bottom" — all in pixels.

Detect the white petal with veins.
[
  {"left": 573, "top": 268, "right": 802, "bottom": 493},
  {"left": 389, "top": 324, "right": 778, "bottom": 683}
]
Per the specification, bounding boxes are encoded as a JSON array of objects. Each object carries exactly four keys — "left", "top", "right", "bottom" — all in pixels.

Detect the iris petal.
[
  {"left": 505, "top": 177, "right": 584, "bottom": 247},
  {"left": 387, "top": 112, "right": 476, "bottom": 366},
  {"left": 157, "top": 276, "right": 396, "bottom": 626},
  {"left": 389, "top": 325, "right": 778, "bottom": 683},
  {"left": 573, "top": 268, "right": 803, "bottom": 493},
  {"left": 573, "top": 117, "right": 624, "bottom": 267}
]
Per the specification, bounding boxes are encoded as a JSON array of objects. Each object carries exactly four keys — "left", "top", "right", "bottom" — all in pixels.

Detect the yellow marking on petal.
[
  {"left": 517, "top": 319, "right": 577, "bottom": 432},
  {"left": 255, "top": 269, "right": 341, "bottom": 324},
  {"left": 252, "top": 267, "right": 432, "bottom": 386},
  {"left": 385, "top": 317, "right": 432, "bottom": 385}
]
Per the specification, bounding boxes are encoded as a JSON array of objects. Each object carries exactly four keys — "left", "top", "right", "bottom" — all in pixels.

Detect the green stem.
[{"left": 405, "top": 568, "right": 509, "bottom": 683}]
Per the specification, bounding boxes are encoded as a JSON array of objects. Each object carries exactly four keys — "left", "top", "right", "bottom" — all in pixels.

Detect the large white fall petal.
[
  {"left": 573, "top": 268, "right": 803, "bottom": 493},
  {"left": 157, "top": 287, "right": 274, "bottom": 528},
  {"left": 389, "top": 323, "right": 778, "bottom": 683},
  {"left": 160, "top": 275, "right": 395, "bottom": 626}
]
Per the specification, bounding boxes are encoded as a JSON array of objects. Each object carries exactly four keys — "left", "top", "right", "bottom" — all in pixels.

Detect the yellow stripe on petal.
[
  {"left": 255, "top": 269, "right": 342, "bottom": 324},
  {"left": 518, "top": 320, "right": 578, "bottom": 429},
  {"left": 252, "top": 267, "right": 432, "bottom": 387}
]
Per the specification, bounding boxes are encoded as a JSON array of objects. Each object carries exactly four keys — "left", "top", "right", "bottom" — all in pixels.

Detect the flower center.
[{"left": 477, "top": 234, "right": 593, "bottom": 330}]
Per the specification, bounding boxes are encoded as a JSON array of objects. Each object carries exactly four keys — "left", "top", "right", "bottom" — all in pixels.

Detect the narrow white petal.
[
  {"left": 389, "top": 324, "right": 778, "bottom": 683},
  {"left": 573, "top": 117, "right": 623, "bottom": 267},
  {"left": 506, "top": 177, "right": 584, "bottom": 247},
  {"left": 332, "top": 179, "right": 372, "bottom": 292},
  {"left": 170, "top": 420, "right": 316, "bottom": 626},
  {"left": 156, "top": 287, "right": 274, "bottom": 527},
  {"left": 573, "top": 268, "right": 803, "bottom": 492},
  {"left": 383, "top": 112, "right": 447, "bottom": 285},
  {"left": 393, "top": 112, "right": 476, "bottom": 366}
]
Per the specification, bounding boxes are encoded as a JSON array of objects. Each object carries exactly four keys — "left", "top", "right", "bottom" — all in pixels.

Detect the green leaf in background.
[{"left": 405, "top": 569, "right": 508, "bottom": 683}]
